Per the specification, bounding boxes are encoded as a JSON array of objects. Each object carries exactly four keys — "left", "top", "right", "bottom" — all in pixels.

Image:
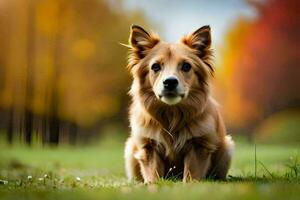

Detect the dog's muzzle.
[{"left": 158, "top": 77, "right": 184, "bottom": 105}]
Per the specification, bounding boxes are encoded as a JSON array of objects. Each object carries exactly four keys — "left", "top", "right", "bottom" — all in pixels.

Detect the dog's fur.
[{"left": 124, "top": 25, "right": 234, "bottom": 183}]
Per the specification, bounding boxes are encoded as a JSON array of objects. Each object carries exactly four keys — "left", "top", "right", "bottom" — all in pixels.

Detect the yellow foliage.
[
  {"left": 36, "top": 0, "right": 60, "bottom": 35},
  {"left": 0, "top": 0, "right": 146, "bottom": 128},
  {"left": 72, "top": 39, "right": 96, "bottom": 60}
]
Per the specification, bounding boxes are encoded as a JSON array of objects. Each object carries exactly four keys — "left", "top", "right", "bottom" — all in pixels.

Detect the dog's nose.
[{"left": 163, "top": 77, "right": 178, "bottom": 91}]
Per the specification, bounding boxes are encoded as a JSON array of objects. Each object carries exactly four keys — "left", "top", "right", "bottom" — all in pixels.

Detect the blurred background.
[{"left": 0, "top": 0, "right": 299, "bottom": 146}]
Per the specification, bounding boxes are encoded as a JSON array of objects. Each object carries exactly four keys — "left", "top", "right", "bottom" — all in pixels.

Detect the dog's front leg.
[
  {"left": 183, "top": 146, "right": 211, "bottom": 182},
  {"left": 134, "top": 146, "right": 165, "bottom": 184}
]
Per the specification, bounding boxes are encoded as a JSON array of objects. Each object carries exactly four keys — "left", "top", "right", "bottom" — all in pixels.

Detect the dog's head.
[{"left": 127, "top": 25, "right": 213, "bottom": 107}]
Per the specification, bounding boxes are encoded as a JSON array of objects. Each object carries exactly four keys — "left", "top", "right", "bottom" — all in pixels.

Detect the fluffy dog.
[{"left": 124, "top": 25, "right": 234, "bottom": 183}]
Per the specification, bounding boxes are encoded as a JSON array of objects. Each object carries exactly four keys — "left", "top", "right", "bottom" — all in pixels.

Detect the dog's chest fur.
[{"left": 130, "top": 101, "right": 219, "bottom": 161}]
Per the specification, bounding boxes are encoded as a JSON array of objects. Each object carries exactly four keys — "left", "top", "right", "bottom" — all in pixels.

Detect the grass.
[{"left": 0, "top": 136, "right": 299, "bottom": 200}]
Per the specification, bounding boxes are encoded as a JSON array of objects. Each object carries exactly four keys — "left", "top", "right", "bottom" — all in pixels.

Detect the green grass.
[{"left": 0, "top": 136, "right": 299, "bottom": 200}]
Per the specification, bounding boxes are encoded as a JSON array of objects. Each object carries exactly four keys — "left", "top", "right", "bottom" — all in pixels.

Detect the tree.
[
  {"left": 216, "top": 0, "right": 300, "bottom": 134},
  {"left": 0, "top": 0, "right": 151, "bottom": 145}
]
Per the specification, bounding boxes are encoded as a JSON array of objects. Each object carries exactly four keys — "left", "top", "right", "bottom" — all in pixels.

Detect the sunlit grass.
[{"left": 0, "top": 136, "right": 299, "bottom": 200}]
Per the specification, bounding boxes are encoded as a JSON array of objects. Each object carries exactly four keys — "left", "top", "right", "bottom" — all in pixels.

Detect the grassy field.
[{"left": 0, "top": 136, "right": 299, "bottom": 200}]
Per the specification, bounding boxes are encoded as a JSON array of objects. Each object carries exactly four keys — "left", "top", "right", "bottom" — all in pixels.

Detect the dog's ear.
[
  {"left": 129, "top": 25, "right": 160, "bottom": 60},
  {"left": 181, "top": 25, "right": 211, "bottom": 57},
  {"left": 181, "top": 25, "right": 213, "bottom": 72}
]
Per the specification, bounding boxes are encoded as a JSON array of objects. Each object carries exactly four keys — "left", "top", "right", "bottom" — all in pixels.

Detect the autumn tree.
[
  {"left": 0, "top": 0, "right": 150, "bottom": 145},
  {"left": 216, "top": 0, "right": 300, "bottom": 135}
]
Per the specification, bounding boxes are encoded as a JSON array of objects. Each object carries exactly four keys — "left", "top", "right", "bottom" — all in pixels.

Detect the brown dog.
[{"left": 124, "top": 25, "right": 234, "bottom": 183}]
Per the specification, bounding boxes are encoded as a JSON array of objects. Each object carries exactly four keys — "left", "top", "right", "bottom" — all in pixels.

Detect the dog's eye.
[
  {"left": 151, "top": 63, "right": 161, "bottom": 73},
  {"left": 181, "top": 62, "right": 192, "bottom": 72}
]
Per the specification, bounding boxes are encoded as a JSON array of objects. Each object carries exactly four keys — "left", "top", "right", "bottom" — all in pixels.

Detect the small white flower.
[
  {"left": 38, "top": 178, "right": 44, "bottom": 181},
  {"left": 44, "top": 174, "right": 49, "bottom": 178},
  {"left": 0, "top": 180, "right": 8, "bottom": 185},
  {"left": 76, "top": 177, "right": 81, "bottom": 181},
  {"left": 27, "top": 175, "right": 32, "bottom": 180}
]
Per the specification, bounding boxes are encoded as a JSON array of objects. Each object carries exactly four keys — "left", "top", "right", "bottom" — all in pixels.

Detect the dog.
[{"left": 124, "top": 25, "right": 234, "bottom": 183}]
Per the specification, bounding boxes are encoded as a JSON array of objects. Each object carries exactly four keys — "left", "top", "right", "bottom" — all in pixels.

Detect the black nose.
[{"left": 163, "top": 77, "right": 178, "bottom": 91}]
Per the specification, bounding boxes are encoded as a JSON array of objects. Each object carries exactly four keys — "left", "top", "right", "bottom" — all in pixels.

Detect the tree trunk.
[
  {"left": 24, "top": 0, "right": 36, "bottom": 146},
  {"left": 6, "top": 107, "right": 14, "bottom": 144},
  {"left": 48, "top": 2, "right": 66, "bottom": 145},
  {"left": 69, "top": 122, "right": 78, "bottom": 145}
]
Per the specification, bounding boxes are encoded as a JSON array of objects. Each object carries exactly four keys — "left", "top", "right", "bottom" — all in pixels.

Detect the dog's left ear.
[{"left": 181, "top": 25, "right": 213, "bottom": 72}]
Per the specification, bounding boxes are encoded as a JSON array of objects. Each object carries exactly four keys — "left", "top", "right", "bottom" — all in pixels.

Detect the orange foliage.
[
  {"left": 215, "top": 18, "right": 260, "bottom": 128},
  {"left": 216, "top": 0, "right": 300, "bottom": 129}
]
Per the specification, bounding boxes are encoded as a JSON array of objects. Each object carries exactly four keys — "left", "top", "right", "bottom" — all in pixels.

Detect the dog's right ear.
[{"left": 129, "top": 25, "right": 160, "bottom": 60}]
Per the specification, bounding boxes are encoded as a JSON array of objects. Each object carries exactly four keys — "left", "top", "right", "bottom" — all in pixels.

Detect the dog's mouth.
[{"left": 158, "top": 92, "right": 185, "bottom": 105}]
